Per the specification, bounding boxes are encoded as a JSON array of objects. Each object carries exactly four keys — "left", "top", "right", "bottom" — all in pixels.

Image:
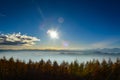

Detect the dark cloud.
[{"left": 0, "top": 33, "right": 40, "bottom": 46}]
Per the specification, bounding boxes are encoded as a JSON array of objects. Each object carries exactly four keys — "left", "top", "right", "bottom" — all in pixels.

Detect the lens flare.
[
  {"left": 62, "top": 41, "right": 69, "bottom": 47},
  {"left": 58, "top": 17, "right": 64, "bottom": 23}
]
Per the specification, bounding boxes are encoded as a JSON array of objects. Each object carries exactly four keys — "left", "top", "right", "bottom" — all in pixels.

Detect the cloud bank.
[
  {"left": 91, "top": 38, "right": 120, "bottom": 48},
  {"left": 0, "top": 33, "right": 40, "bottom": 46}
]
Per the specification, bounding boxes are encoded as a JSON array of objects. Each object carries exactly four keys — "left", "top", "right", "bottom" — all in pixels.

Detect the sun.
[{"left": 47, "top": 29, "right": 59, "bottom": 39}]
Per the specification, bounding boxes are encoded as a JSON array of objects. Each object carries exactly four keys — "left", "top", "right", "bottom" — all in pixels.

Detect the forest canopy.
[{"left": 0, "top": 57, "right": 120, "bottom": 80}]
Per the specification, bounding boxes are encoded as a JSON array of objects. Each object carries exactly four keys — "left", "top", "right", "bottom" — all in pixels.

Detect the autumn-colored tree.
[{"left": 0, "top": 57, "right": 120, "bottom": 80}]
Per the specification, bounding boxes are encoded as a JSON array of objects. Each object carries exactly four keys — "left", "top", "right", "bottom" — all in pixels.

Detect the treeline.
[{"left": 0, "top": 57, "right": 120, "bottom": 80}]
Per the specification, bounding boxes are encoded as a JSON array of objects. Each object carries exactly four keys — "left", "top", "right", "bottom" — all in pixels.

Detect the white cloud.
[
  {"left": 91, "top": 39, "right": 120, "bottom": 48},
  {"left": 0, "top": 32, "right": 40, "bottom": 46}
]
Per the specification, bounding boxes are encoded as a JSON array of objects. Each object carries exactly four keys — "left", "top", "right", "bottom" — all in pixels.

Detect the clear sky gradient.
[{"left": 0, "top": 0, "right": 120, "bottom": 50}]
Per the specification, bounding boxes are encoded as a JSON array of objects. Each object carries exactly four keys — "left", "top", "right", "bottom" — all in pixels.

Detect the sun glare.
[{"left": 47, "top": 29, "right": 59, "bottom": 39}]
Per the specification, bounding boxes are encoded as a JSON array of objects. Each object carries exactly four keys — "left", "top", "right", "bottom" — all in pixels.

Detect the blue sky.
[{"left": 0, "top": 0, "right": 120, "bottom": 49}]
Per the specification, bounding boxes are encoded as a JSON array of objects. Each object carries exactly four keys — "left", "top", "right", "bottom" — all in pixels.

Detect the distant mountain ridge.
[
  {"left": 0, "top": 48, "right": 120, "bottom": 55},
  {"left": 95, "top": 48, "right": 120, "bottom": 53}
]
